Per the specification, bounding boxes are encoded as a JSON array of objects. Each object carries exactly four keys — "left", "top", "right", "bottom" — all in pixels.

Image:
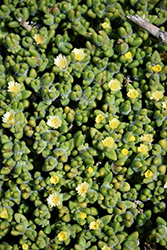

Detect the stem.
[{"left": 126, "top": 14, "right": 167, "bottom": 45}]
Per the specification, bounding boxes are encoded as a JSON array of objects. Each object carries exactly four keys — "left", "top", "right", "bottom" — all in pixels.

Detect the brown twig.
[{"left": 126, "top": 14, "right": 167, "bottom": 45}]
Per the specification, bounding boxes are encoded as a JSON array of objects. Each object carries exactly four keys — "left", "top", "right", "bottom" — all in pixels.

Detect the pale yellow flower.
[
  {"left": 102, "top": 137, "right": 114, "bottom": 148},
  {"left": 140, "top": 134, "right": 153, "bottom": 143},
  {"left": 127, "top": 89, "right": 139, "bottom": 98},
  {"left": 50, "top": 174, "right": 60, "bottom": 185},
  {"left": 79, "top": 212, "right": 87, "bottom": 219},
  {"left": 109, "top": 118, "right": 119, "bottom": 130},
  {"left": 102, "top": 22, "right": 110, "bottom": 29},
  {"left": 121, "top": 148, "right": 128, "bottom": 156},
  {"left": 124, "top": 51, "right": 132, "bottom": 59},
  {"left": 0, "top": 207, "right": 8, "bottom": 219},
  {"left": 47, "top": 192, "right": 62, "bottom": 208},
  {"left": 137, "top": 144, "right": 149, "bottom": 154},
  {"left": 76, "top": 182, "right": 89, "bottom": 197},
  {"left": 33, "top": 34, "right": 45, "bottom": 44},
  {"left": 22, "top": 244, "right": 29, "bottom": 250},
  {"left": 47, "top": 116, "right": 62, "bottom": 129},
  {"left": 108, "top": 79, "right": 121, "bottom": 92},
  {"left": 150, "top": 90, "right": 164, "bottom": 102},
  {"left": 152, "top": 64, "right": 162, "bottom": 73},
  {"left": 8, "top": 81, "right": 21, "bottom": 94},
  {"left": 2, "top": 110, "right": 15, "bottom": 126},
  {"left": 102, "top": 245, "right": 112, "bottom": 250},
  {"left": 89, "top": 219, "right": 101, "bottom": 230},
  {"left": 145, "top": 170, "right": 154, "bottom": 178},
  {"left": 164, "top": 182, "right": 167, "bottom": 188},
  {"left": 54, "top": 54, "right": 69, "bottom": 70},
  {"left": 72, "top": 48, "right": 86, "bottom": 62},
  {"left": 95, "top": 114, "right": 105, "bottom": 124},
  {"left": 57, "top": 231, "right": 68, "bottom": 241}
]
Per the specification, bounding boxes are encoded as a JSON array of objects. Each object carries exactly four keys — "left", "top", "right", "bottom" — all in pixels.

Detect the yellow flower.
[
  {"left": 57, "top": 231, "right": 68, "bottom": 241},
  {"left": 47, "top": 192, "right": 62, "bottom": 208},
  {"left": 124, "top": 51, "right": 132, "bottom": 60},
  {"left": 89, "top": 219, "right": 101, "bottom": 230},
  {"left": 152, "top": 64, "right": 162, "bottom": 73},
  {"left": 108, "top": 79, "right": 121, "bottom": 92},
  {"left": 140, "top": 134, "right": 153, "bottom": 143},
  {"left": 47, "top": 116, "right": 62, "bottom": 129},
  {"left": 2, "top": 110, "right": 15, "bottom": 126},
  {"left": 109, "top": 118, "right": 119, "bottom": 130},
  {"left": 102, "top": 246, "right": 112, "bottom": 250},
  {"left": 162, "top": 101, "right": 167, "bottom": 109},
  {"left": 50, "top": 174, "right": 60, "bottom": 185},
  {"left": 164, "top": 182, "right": 167, "bottom": 188},
  {"left": 102, "top": 22, "right": 110, "bottom": 29},
  {"left": 121, "top": 148, "right": 128, "bottom": 156},
  {"left": 54, "top": 54, "right": 69, "bottom": 70},
  {"left": 33, "top": 34, "right": 45, "bottom": 44},
  {"left": 144, "top": 170, "right": 154, "bottom": 178},
  {"left": 72, "top": 48, "right": 86, "bottom": 62},
  {"left": 0, "top": 207, "right": 8, "bottom": 219},
  {"left": 79, "top": 212, "right": 87, "bottom": 219},
  {"left": 127, "top": 89, "right": 139, "bottom": 98},
  {"left": 8, "top": 81, "right": 21, "bottom": 94},
  {"left": 87, "top": 167, "right": 93, "bottom": 173},
  {"left": 150, "top": 90, "right": 164, "bottom": 102},
  {"left": 102, "top": 137, "right": 114, "bottom": 148},
  {"left": 76, "top": 182, "right": 90, "bottom": 197},
  {"left": 22, "top": 244, "right": 29, "bottom": 250},
  {"left": 95, "top": 114, "right": 105, "bottom": 124},
  {"left": 137, "top": 144, "right": 149, "bottom": 154}
]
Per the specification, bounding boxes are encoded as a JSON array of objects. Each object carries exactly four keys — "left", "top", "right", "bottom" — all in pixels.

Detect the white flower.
[
  {"left": 162, "top": 101, "right": 167, "bottom": 109},
  {"left": 33, "top": 34, "right": 45, "bottom": 44},
  {"left": 54, "top": 54, "right": 69, "bottom": 70},
  {"left": 2, "top": 110, "right": 15, "bottom": 126},
  {"left": 72, "top": 48, "right": 86, "bottom": 62},
  {"left": 8, "top": 81, "right": 21, "bottom": 94},
  {"left": 47, "top": 192, "right": 62, "bottom": 208},
  {"left": 76, "top": 182, "right": 89, "bottom": 197},
  {"left": 47, "top": 116, "right": 62, "bottom": 129},
  {"left": 150, "top": 90, "right": 164, "bottom": 102},
  {"left": 164, "top": 182, "right": 167, "bottom": 188}
]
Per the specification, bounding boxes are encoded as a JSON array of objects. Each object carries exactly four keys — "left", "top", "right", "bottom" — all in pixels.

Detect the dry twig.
[{"left": 126, "top": 14, "right": 167, "bottom": 45}]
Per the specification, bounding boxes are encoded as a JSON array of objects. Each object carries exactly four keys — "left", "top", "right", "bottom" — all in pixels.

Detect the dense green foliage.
[{"left": 0, "top": 0, "right": 167, "bottom": 249}]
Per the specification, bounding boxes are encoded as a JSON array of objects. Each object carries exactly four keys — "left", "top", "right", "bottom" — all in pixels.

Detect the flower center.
[
  {"left": 59, "top": 60, "right": 66, "bottom": 68},
  {"left": 52, "top": 197, "right": 58, "bottom": 203}
]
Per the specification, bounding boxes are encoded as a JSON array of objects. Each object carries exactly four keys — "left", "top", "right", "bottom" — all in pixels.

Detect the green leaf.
[
  {"left": 101, "top": 215, "right": 112, "bottom": 225},
  {"left": 21, "top": 90, "right": 32, "bottom": 99},
  {"left": 105, "top": 150, "right": 117, "bottom": 160},
  {"left": 37, "top": 101, "right": 48, "bottom": 111}
]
